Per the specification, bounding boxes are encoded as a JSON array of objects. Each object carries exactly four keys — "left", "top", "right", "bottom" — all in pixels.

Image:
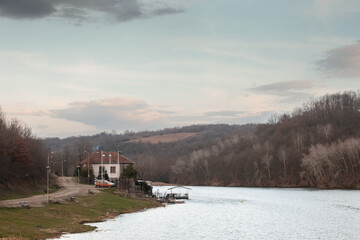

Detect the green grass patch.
[
  {"left": 0, "top": 190, "right": 160, "bottom": 239},
  {"left": 0, "top": 175, "right": 61, "bottom": 201},
  {"left": 0, "top": 183, "right": 60, "bottom": 201},
  {"left": 0, "top": 183, "right": 44, "bottom": 201}
]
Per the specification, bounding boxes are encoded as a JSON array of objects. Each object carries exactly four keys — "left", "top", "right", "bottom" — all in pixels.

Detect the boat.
[
  {"left": 164, "top": 193, "right": 185, "bottom": 204},
  {"left": 167, "top": 186, "right": 192, "bottom": 200},
  {"left": 157, "top": 186, "right": 192, "bottom": 203}
]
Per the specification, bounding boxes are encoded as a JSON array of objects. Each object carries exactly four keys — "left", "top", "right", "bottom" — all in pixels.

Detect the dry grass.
[
  {"left": 152, "top": 182, "right": 176, "bottom": 186},
  {"left": 0, "top": 190, "right": 160, "bottom": 239},
  {"left": 128, "top": 132, "right": 197, "bottom": 144}
]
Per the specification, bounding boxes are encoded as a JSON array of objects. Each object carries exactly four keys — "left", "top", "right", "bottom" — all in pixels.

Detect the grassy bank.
[
  {"left": 0, "top": 176, "right": 60, "bottom": 201},
  {"left": 0, "top": 190, "right": 161, "bottom": 239},
  {"left": 0, "top": 184, "right": 60, "bottom": 201}
]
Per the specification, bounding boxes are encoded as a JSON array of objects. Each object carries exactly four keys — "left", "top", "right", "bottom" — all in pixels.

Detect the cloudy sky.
[{"left": 0, "top": 0, "right": 359, "bottom": 138}]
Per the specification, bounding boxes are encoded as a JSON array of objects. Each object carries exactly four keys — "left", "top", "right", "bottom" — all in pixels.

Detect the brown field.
[
  {"left": 152, "top": 182, "right": 176, "bottom": 186},
  {"left": 128, "top": 132, "right": 197, "bottom": 144}
]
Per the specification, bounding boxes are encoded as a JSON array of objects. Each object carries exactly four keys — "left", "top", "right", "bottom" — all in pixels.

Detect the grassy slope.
[
  {"left": 127, "top": 132, "right": 198, "bottom": 144},
  {"left": 0, "top": 176, "right": 60, "bottom": 201},
  {"left": 0, "top": 190, "right": 160, "bottom": 239},
  {"left": 0, "top": 184, "right": 60, "bottom": 201}
]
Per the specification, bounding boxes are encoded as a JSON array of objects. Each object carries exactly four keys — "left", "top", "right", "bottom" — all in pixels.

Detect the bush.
[{"left": 121, "top": 164, "right": 137, "bottom": 179}]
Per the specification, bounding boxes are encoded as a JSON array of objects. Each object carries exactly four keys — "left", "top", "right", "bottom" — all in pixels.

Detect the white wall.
[
  {"left": 92, "top": 163, "right": 131, "bottom": 180},
  {"left": 93, "top": 164, "right": 120, "bottom": 179}
]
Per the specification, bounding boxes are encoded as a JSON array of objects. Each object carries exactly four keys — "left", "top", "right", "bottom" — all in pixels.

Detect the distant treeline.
[
  {"left": 44, "top": 124, "right": 251, "bottom": 177},
  {"left": 45, "top": 91, "right": 360, "bottom": 188},
  {"left": 0, "top": 109, "right": 47, "bottom": 189},
  {"left": 165, "top": 90, "right": 360, "bottom": 188}
]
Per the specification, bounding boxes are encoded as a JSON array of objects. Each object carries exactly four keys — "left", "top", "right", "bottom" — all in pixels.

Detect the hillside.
[
  {"left": 44, "top": 91, "right": 360, "bottom": 189},
  {"left": 44, "top": 124, "right": 255, "bottom": 178},
  {"left": 126, "top": 132, "right": 198, "bottom": 144},
  {"left": 0, "top": 109, "right": 47, "bottom": 195}
]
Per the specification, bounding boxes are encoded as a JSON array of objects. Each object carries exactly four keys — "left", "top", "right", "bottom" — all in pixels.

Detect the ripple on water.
[{"left": 57, "top": 187, "right": 360, "bottom": 240}]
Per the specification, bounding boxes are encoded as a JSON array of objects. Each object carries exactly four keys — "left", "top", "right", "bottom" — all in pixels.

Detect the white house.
[{"left": 81, "top": 150, "right": 134, "bottom": 181}]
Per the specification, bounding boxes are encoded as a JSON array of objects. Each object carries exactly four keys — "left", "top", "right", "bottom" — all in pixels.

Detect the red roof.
[{"left": 81, "top": 151, "right": 133, "bottom": 165}]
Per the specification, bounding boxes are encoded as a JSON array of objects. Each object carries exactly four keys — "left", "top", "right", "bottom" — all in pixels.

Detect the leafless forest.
[
  {"left": 0, "top": 109, "right": 47, "bottom": 190},
  {"left": 46, "top": 91, "right": 360, "bottom": 188},
  {"left": 2, "top": 91, "right": 360, "bottom": 190}
]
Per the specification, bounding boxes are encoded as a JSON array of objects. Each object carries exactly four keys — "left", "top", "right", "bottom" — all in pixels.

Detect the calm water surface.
[{"left": 58, "top": 187, "right": 360, "bottom": 240}]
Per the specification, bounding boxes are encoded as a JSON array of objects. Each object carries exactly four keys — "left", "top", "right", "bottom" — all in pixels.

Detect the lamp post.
[
  {"left": 46, "top": 165, "right": 51, "bottom": 203},
  {"left": 117, "top": 151, "right": 120, "bottom": 177},
  {"left": 52, "top": 160, "right": 56, "bottom": 175},
  {"left": 48, "top": 151, "right": 54, "bottom": 172},
  {"left": 77, "top": 165, "right": 81, "bottom": 193},
  {"left": 101, "top": 150, "right": 103, "bottom": 189},
  {"left": 86, "top": 150, "right": 90, "bottom": 183}
]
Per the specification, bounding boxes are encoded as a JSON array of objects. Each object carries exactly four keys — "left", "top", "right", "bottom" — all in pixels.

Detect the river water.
[{"left": 58, "top": 186, "right": 360, "bottom": 240}]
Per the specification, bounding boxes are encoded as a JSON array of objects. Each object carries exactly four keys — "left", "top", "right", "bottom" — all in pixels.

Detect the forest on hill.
[
  {"left": 44, "top": 124, "right": 253, "bottom": 177},
  {"left": 44, "top": 91, "right": 360, "bottom": 189},
  {"left": 0, "top": 109, "right": 47, "bottom": 193}
]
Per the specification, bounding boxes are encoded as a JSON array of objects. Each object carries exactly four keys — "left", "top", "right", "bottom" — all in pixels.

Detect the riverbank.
[
  {"left": 56, "top": 186, "right": 360, "bottom": 240},
  {"left": 152, "top": 181, "right": 176, "bottom": 186},
  {"left": 152, "top": 181, "right": 360, "bottom": 189},
  {"left": 0, "top": 189, "right": 161, "bottom": 239}
]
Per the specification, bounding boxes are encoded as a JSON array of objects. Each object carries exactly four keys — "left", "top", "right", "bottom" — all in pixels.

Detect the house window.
[
  {"left": 99, "top": 166, "right": 105, "bottom": 175},
  {"left": 110, "top": 166, "right": 116, "bottom": 173}
]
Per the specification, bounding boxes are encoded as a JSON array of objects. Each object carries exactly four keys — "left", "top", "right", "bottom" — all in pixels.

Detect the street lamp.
[
  {"left": 48, "top": 151, "right": 54, "bottom": 173},
  {"left": 47, "top": 151, "right": 54, "bottom": 164},
  {"left": 85, "top": 150, "right": 90, "bottom": 183},
  {"left": 52, "top": 160, "right": 56, "bottom": 175},
  {"left": 46, "top": 165, "right": 51, "bottom": 203},
  {"left": 77, "top": 165, "right": 81, "bottom": 193}
]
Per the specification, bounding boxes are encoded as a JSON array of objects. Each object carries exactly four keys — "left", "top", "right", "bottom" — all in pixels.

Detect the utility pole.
[
  {"left": 85, "top": 150, "right": 90, "bottom": 184},
  {"left": 117, "top": 151, "right": 120, "bottom": 178},
  {"left": 62, "top": 159, "right": 64, "bottom": 177},
  {"left": 100, "top": 150, "right": 102, "bottom": 179},
  {"left": 48, "top": 151, "right": 54, "bottom": 172},
  {"left": 77, "top": 165, "right": 80, "bottom": 193},
  {"left": 46, "top": 151, "right": 54, "bottom": 203},
  {"left": 101, "top": 150, "right": 103, "bottom": 188},
  {"left": 46, "top": 165, "right": 50, "bottom": 203},
  {"left": 52, "top": 160, "right": 56, "bottom": 175}
]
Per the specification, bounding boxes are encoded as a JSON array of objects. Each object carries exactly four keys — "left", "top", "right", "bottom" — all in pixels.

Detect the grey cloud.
[
  {"left": 55, "top": 7, "right": 89, "bottom": 22},
  {"left": 150, "top": 6, "right": 183, "bottom": 16},
  {"left": 0, "top": 0, "right": 55, "bottom": 19},
  {"left": 50, "top": 98, "right": 278, "bottom": 132},
  {"left": 251, "top": 80, "right": 316, "bottom": 93},
  {"left": 317, "top": 42, "right": 360, "bottom": 78},
  {"left": 0, "top": 0, "right": 184, "bottom": 23},
  {"left": 50, "top": 98, "right": 169, "bottom": 131},
  {"left": 250, "top": 80, "right": 317, "bottom": 103}
]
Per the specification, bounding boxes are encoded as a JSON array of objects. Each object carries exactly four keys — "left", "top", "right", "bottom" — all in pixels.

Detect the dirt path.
[{"left": 0, "top": 177, "right": 100, "bottom": 208}]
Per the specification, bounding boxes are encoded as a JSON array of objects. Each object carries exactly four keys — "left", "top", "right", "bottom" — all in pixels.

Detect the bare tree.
[
  {"left": 318, "top": 123, "right": 332, "bottom": 143},
  {"left": 294, "top": 133, "right": 303, "bottom": 153},
  {"left": 278, "top": 146, "right": 288, "bottom": 180},
  {"left": 262, "top": 152, "right": 272, "bottom": 181}
]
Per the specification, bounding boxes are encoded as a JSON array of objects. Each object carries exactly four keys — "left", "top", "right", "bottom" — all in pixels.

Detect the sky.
[{"left": 0, "top": 0, "right": 360, "bottom": 138}]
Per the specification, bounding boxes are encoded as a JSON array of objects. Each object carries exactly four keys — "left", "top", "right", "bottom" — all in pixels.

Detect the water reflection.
[{"left": 58, "top": 187, "right": 360, "bottom": 240}]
